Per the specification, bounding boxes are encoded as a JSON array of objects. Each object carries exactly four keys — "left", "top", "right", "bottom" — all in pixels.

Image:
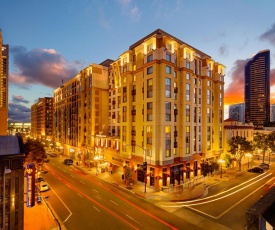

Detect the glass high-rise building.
[
  {"left": 244, "top": 50, "right": 270, "bottom": 127},
  {"left": 229, "top": 103, "right": 245, "bottom": 123},
  {"left": 0, "top": 31, "right": 9, "bottom": 135}
]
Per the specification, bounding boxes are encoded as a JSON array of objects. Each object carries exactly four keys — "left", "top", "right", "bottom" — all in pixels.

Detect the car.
[
  {"left": 42, "top": 170, "right": 48, "bottom": 174},
  {"left": 248, "top": 166, "right": 264, "bottom": 173},
  {"left": 40, "top": 184, "right": 50, "bottom": 192},
  {"left": 37, "top": 195, "right": 42, "bottom": 203},
  {"left": 51, "top": 153, "right": 58, "bottom": 157},
  {"left": 258, "top": 163, "right": 269, "bottom": 170},
  {"left": 37, "top": 177, "right": 44, "bottom": 182},
  {"left": 64, "top": 159, "right": 73, "bottom": 165},
  {"left": 43, "top": 158, "right": 50, "bottom": 163}
]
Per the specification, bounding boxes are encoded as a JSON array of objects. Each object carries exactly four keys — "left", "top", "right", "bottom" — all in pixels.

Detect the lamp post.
[
  {"left": 245, "top": 153, "right": 252, "bottom": 169},
  {"left": 127, "top": 144, "right": 147, "bottom": 193},
  {"left": 2, "top": 167, "right": 11, "bottom": 230},
  {"left": 218, "top": 159, "right": 224, "bottom": 178}
]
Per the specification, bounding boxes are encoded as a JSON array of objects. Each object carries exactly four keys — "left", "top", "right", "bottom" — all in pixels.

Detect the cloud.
[
  {"left": 225, "top": 58, "right": 275, "bottom": 106},
  {"left": 117, "top": 0, "right": 141, "bottom": 21},
  {"left": 9, "top": 46, "right": 84, "bottom": 89},
  {"left": 259, "top": 23, "right": 275, "bottom": 46},
  {"left": 12, "top": 95, "right": 30, "bottom": 104},
  {"left": 8, "top": 103, "right": 31, "bottom": 123},
  {"left": 219, "top": 44, "right": 228, "bottom": 56},
  {"left": 224, "top": 59, "right": 249, "bottom": 106}
]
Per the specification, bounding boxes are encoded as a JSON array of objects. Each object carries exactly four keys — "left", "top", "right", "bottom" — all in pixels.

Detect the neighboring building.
[
  {"left": 0, "top": 31, "right": 9, "bottom": 135},
  {"left": 229, "top": 103, "right": 245, "bottom": 123},
  {"left": 223, "top": 118, "right": 254, "bottom": 150},
  {"left": 53, "top": 62, "right": 110, "bottom": 158},
  {"left": 30, "top": 97, "right": 54, "bottom": 142},
  {"left": 8, "top": 122, "right": 31, "bottom": 139},
  {"left": 245, "top": 50, "right": 270, "bottom": 127},
  {"left": 271, "top": 104, "right": 275, "bottom": 122},
  {"left": 0, "top": 134, "right": 25, "bottom": 230},
  {"left": 53, "top": 29, "right": 226, "bottom": 190}
]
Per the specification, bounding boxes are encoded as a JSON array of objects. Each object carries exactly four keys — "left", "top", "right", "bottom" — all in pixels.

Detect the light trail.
[
  {"left": 161, "top": 172, "right": 272, "bottom": 208},
  {"left": 46, "top": 164, "right": 178, "bottom": 230}
]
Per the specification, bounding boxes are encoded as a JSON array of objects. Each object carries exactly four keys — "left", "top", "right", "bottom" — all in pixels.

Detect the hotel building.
[
  {"left": 245, "top": 50, "right": 270, "bottom": 127},
  {"left": 53, "top": 29, "right": 225, "bottom": 190},
  {"left": 0, "top": 31, "right": 9, "bottom": 135},
  {"left": 0, "top": 134, "right": 25, "bottom": 230},
  {"left": 30, "top": 97, "right": 54, "bottom": 142}
]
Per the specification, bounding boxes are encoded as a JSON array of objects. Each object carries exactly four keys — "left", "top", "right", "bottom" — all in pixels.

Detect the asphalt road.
[
  {"left": 40, "top": 157, "right": 202, "bottom": 230},
  {"left": 157, "top": 160, "right": 275, "bottom": 230}
]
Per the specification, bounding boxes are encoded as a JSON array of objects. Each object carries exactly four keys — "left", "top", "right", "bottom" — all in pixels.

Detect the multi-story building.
[
  {"left": 30, "top": 97, "right": 54, "bottom": 142},
  {"left": 229, "top": 103, "right": 245, "bottom": 123},
  {"left": 53, "top": 29, "right": 225, "bottom": 190},
  {"left": 8, "top": 122, "right": 31, "bottom": 138},
  {"left": 0, "top": 31, "right": 9, "bottom": 135},
  {"left": 0, "top": 134, "right": 25, "bottom": 230},
  {"left": 245, "top": 50, "right": 270, "bottom": 127},
  {"left": 53, "top": 61, "right": 111, "bottom": 158},
  {"left": 271, "top": 104, "right": 275, "bottom": 122}
]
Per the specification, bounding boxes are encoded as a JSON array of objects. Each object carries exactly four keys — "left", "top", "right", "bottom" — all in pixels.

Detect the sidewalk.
[{"left": 74, "top": 158, "right": 256, "bottom": 202}]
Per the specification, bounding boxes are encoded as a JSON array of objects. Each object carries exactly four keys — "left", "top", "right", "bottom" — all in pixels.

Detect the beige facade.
[
  {"left": 53, "top": 62, "right": 110, "bottom": 158},
  {"left": 52, "top": 29, "right": 225, "bottom": 190},
  {"left": 30, "top": 97, "right": 53, "bottom": 142},
  {"left": 0, "top": 31, "right": 9, "bottom": 135}
]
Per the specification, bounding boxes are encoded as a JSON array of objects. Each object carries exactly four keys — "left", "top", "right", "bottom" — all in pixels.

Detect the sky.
[{"left": 1, "top": 0, "right": 275, "bottom": 123}]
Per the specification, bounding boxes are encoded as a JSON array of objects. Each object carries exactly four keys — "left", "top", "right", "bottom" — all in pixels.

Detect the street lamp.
[
  {"left": 218, "top": 159, "right": 224, "bottom": 178},
  {"left": 127, "top": 144, "right": 147, "bottom": 193},
  {"left": 245, "top": 153, "right": 252, "bottom": 169},
  {"left": 2, "top": 167, "right": 11, "bottom": 230}
]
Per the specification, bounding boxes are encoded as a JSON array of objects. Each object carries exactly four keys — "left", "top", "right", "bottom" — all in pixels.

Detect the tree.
[
  {"left": 124, "top": 166, "right": 132, "bottom": 186},
  {"left": 24, "top": 139, "right": 47, "bottom": 166},
  {"left": 224, "top": 154, "right": 232, "bottom": 169},
  {"left": 227, "top": 136, "right": 252, "bottom": 171},
  {"left": 253, "top": 132, "right": 275, "bottom": 163}
]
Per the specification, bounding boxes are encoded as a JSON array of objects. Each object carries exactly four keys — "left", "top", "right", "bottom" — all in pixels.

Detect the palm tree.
[{"left": 227, "top": 136, "right": 252, "bottom": 171}]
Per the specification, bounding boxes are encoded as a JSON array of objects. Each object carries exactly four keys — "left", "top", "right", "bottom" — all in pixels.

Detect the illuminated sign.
[{"left": 26, "top": 163, "right": 36, "bottom": 207}]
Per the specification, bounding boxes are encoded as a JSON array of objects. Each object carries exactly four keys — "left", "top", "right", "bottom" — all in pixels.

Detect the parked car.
[
  {"left": 43, "top": 158, "right": 50, "bottom": 163},
  {"left": 37, "top": 177, "right": 44, "bottom": 182},
  {"left": 40, "top": 184, "right": 50, "bottom": 192},
  {"left": 258, "top": 163, "right": 269, "bottom": 170},
  {"left": 51, "top": 153, "right": 58, "bottom": 157},
  {"left": 37, "top": 195, "right": 42, "bottom": 203},
  {"left": 64, "top": 159, "right": 73, "bottom": 165},
  {"left": 248, "top": 166, "right": 264, "bottom": 173}
]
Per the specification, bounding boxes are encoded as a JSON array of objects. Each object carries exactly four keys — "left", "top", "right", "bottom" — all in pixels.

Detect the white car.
[{"left": 40, "top": 184, "right": 50, "bottom": 192}]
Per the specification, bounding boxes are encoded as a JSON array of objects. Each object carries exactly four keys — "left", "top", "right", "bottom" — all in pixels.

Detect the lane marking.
[
  {"left": 78, "top": 193, "right": 83, "bottom": 198},
  {"left": 93, "top": 206, "right": 100, "bottom": 212},
  {"left": 110, "top": 200, "right": 118, "bottom": 206},
  {"left": 80, "top": 181, "right": 85, "bottom": 184}
]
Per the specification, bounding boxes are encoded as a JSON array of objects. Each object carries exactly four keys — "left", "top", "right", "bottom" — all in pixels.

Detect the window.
[
  {"left": 186, "top": 84, "right": 190, "bottom": 101},
  {"left": 147, "top": 102, "right": 153, "bottom": 121},
  {"left": 186, "top": 73, "right": 190, "bottom": 80},
  {"left": 147, "top": 79, "right": 153, "bottom": 98},
  {"left": 165, "top": 78, "right": 171, "bottom": 98},
  {"left": 147, "top": 66, "right": 153, "bottom": 75},
  {"left": 166, "top": 52, "right": 171, "bottom": 61},
  {"left": 166, "top": 66, "right": 172, "bottom": 74},
  {"left": 207, "top": 90, "right": 211, "bottom": 105},
  {"left": 186, "top": 105, "right": 190, "bottom": 122},
  {"left": 147, "top": 54, "right": 153, "bottom": 62},
  {"left": 174, "top": 71, "right": 177, "bottom": 78},
  {"left": 147, "top": 43, "right": 153, "bottom": 52},
  {"left": 165, "top": 102, "right": 171, "bottom": 121}
]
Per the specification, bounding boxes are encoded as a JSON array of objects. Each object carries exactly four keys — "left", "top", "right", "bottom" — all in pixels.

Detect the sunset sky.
[{"left": 1, "top": 0, "right": 275, "bottom": 123}]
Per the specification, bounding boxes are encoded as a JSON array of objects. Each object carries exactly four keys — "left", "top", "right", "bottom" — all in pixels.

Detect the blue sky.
[{"left": 1, "top": 0, "right": 275, "bottom": 122}]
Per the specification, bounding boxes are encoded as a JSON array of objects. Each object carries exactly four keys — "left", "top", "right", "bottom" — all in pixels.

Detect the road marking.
[
  {"left": 77, "top": 193, "right": 83, "bottom": 198},
  {"left": 66, "top": 184, "right": 72, "bottom": 189},
  {"left": 110, "top": 200, "right": 118, "bottom": 206},
  {"left": 126, "top": 214, "right": 141, "bottom": 225},
  {"left": 46, "top": 182, "right": 72, "bottom": 223},
  {"left": 93, "top": 189, "right": 98, "bottom": 193},
  {"left": 80, "top": 181, "right": 85, "bottom": 184},
  {"left": 62, "top": 170, "right": 66, "bottom": 172},
  {"left": 71, "top": 175, "right": 75, "bottom": 178},
  {"left": 93, "top": 205, "right": 100, "bottom": 212}
]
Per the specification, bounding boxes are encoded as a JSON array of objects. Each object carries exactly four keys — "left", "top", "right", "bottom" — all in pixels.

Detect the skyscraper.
[
  {"left": 244, "top": 50, "right": 270, "bottom": 127},
  {"left": 0, "top": 31, "right": 9, "bottom": 135},
  {"left": 229, "top": 103, "right": 245, "bottom": 123}
]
